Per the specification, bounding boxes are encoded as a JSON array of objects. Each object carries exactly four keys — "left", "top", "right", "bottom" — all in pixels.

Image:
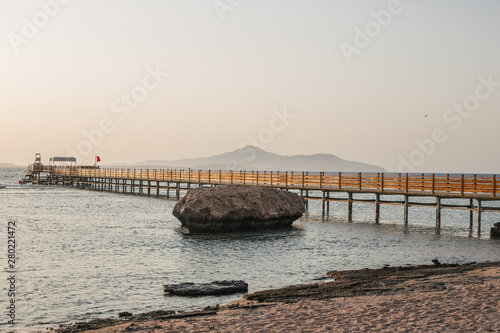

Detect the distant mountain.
[{"left": 129, "top": 146, "right": 385, "bottom": 172}]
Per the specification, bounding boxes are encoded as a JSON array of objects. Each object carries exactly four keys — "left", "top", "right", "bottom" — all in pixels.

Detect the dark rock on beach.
[
  {"left": 491, "top": 222, "right": 500, "bottom": 238},
  {"left": 244, "top": 261, "right": 495, "bottom": 303},
  {"left": 172, "top": 185, "right": 306, "bottom": 232},
  {"left": 163, "top": 280, "right": 248, "bottom": 296}
]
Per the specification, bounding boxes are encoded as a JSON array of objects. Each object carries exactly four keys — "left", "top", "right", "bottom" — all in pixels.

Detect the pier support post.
[
  {"left": 404, "top": 195, "right": 409, "bottom": 225},
  {"left": 326, "top": 192, "right": 330, "bottom": 216},
  {"left": 321, "top": 191, "right": 326, "bottom": 217},
  {"left": 156, "top": 182, "right": 160, "bottom": 196},
  {"left": 469, "top": 198, "right": 473, "bottom": 229},
  {"left": 477, "top": 199, "right": 482, "bottom": 236},
  {"left": 148, "top": 181, "right": 151, "bottom": 196},
  {"left": 348, "top": 192, "right": 353, "bottom": 222},
  {"left": 305, "top": 190, "right": 309, "bottom": 212},
  {"left": 436, "top": 197, "right": 441, "bottom": 229},
  {"left": 375, "top": 193, "right": 380, "bottom": 224}
]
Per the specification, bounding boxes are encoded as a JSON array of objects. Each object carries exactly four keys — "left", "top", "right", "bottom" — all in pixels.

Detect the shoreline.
[{"left": 56, "top": 261, "right": 500, "bottom": 332}]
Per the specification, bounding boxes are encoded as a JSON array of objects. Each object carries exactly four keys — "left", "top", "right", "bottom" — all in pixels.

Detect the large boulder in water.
[{"left": 172, "top": 185, "right": 306, "bottom": 232}]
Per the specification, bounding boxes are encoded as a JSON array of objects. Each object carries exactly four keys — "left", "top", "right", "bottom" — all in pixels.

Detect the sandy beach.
[{"left": 58, "top": 262, "right": 500, "bottom": 332}]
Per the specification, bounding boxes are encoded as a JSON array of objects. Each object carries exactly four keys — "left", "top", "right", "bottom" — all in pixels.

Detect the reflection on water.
[
  {"left": 181, "top": 227, "right": 305, "bottom": 241},
  {"left": 1, "top": 168, "right": 500, "bottom": 330}
]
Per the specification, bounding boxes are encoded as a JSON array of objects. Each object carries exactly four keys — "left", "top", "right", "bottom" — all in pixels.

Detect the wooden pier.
[{"left": 25, "top": 165, "right": 500, "bottom": 234}]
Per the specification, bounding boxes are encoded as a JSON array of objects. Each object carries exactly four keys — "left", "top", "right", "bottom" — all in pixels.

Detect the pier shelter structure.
[{"left": 21, "top": 155, "right": 78, "bottom": 185}]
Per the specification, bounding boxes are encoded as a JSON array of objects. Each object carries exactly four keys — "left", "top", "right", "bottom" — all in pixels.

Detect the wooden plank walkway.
[
  {"left": 48, "top": 167, "right": 500, "bottom": 198},
  {"left": 28, "top": 165, "right": 500, "bottom": 235}
]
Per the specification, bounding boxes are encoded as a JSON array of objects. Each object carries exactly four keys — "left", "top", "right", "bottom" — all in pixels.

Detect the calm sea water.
[{"left": 1, "top": 167, "right": 500, "bottom": 331}]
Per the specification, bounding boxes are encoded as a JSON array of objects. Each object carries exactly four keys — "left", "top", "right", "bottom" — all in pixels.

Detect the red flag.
[{"left": 96, "top": 156, "right": 101, "bottom": 162}]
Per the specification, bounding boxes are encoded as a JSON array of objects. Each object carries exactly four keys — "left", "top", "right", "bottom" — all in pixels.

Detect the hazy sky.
[{"left": 1, "top": 0, "right": 499, "bottom": 173}]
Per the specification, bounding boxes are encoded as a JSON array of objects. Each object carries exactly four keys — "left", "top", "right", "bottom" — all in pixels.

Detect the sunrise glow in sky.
[{"left": 1, "top": 0, "right": 499, "bottom": 173}]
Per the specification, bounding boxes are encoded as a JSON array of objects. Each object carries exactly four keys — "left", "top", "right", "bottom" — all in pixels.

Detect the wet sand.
[{"left": 58, "top": 261, "right": 500, "bottom": 332}]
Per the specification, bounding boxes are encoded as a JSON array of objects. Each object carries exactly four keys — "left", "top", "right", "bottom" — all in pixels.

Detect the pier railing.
[{"left": 46, "top": 166, "right": 500, "bottom": 198}]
